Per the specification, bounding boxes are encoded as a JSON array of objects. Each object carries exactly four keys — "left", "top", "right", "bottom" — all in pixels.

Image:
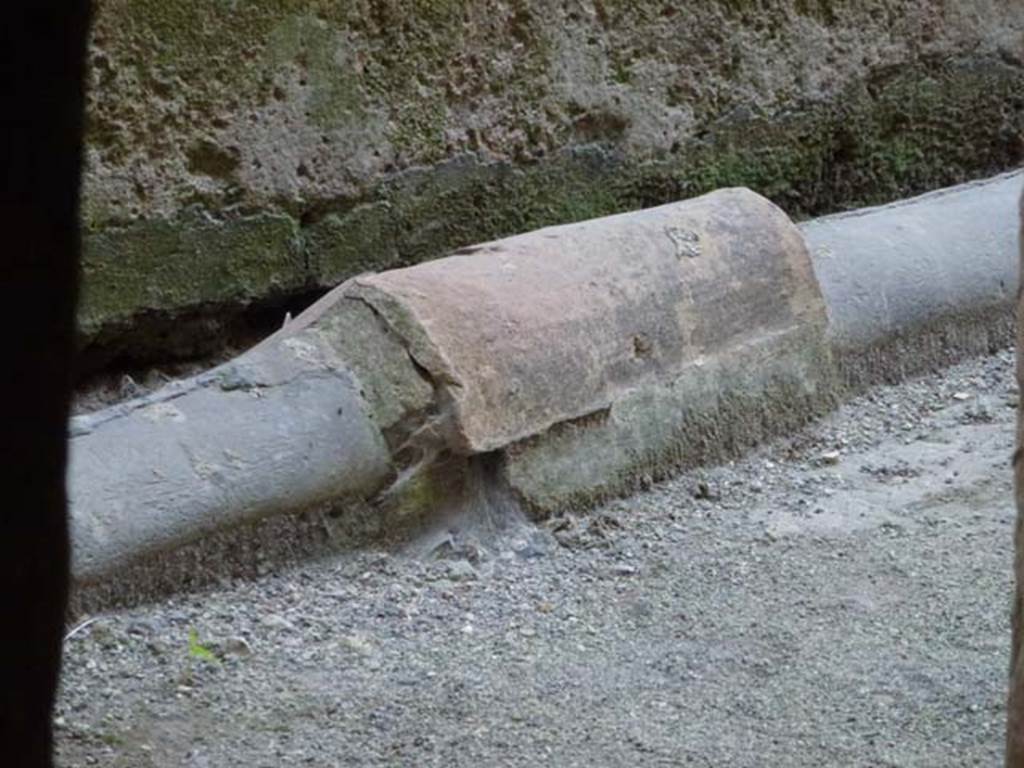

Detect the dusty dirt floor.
[{"left": 56, "top": 348, "right": 1019, "bottom": 767}]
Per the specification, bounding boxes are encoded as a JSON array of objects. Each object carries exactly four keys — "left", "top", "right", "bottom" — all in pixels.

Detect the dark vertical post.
[{"left": 0, "top": 3, "right": 91, "bottom": 766}]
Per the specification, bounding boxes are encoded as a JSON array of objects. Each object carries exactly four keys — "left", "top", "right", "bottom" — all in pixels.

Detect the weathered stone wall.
[{"left": 81, "top": 0, "right": 1024, "bottom": 357}]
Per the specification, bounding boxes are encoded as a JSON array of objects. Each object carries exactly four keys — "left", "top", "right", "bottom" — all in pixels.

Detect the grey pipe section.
[
  {"left": 67, "top": 333, "right": 394, "bottom": 583},
  {"left": 801, "top": 170, "right": 1021, "bottom": 351}
]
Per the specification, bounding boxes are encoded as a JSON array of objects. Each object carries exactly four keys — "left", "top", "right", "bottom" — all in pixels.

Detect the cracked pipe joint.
[
  {"left": 343, "top": 187, "right": 827, "bottom": 455},
  {"left": 68, "top": 186, "right": 828, "bottom": 583}
]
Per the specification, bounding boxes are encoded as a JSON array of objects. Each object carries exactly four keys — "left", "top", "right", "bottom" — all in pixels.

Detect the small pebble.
[{"left": 821, "top": 450, "right": 841, "bottom": 465}]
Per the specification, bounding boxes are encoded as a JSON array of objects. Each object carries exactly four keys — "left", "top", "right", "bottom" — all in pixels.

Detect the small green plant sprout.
[{"left": 187, "top": 627, "right": 219, "bottom": 664}]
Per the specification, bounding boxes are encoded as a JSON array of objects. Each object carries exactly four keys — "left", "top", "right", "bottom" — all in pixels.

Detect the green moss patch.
[
  {"left": 80, "top": 210, "right": 303, "bottom": 334},
  {"left": 79, "top": 53, "right": 1024, "bottom": 353}
]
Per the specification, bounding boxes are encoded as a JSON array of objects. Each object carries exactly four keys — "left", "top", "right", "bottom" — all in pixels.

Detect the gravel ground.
[{"left": 56, "top": 348, "right": 1019, "bottom": 767}]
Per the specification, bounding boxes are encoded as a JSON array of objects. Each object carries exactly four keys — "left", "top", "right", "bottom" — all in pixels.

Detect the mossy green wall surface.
[{"left": 82, "top": 0, "right": 1024, "bottom": 355}]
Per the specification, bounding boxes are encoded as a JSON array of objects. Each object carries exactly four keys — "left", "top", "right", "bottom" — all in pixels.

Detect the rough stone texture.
[
  {"left": 82, "top": 0, "right": 1024, "bottom": 357},
  {"left": 503, "top": 171, "right": 1024, "bottom": 512},
  {"left": 349, "top": 187, "right": 825, "bottom": 455},
  {"left": 502, "top": 324, "right": 834, "bottom": 513}
]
